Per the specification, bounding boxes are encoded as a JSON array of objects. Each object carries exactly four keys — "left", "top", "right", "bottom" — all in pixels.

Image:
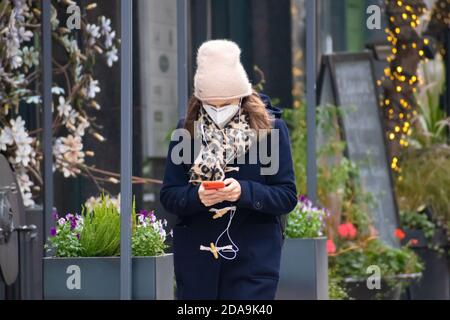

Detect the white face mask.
[{"left": 202, "top": 101, "right": 240, "bottom": 128}]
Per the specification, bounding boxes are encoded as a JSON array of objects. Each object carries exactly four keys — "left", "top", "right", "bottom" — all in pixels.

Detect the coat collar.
[{"left": 258, "top": 93, "right": 283, "bottom": 119}]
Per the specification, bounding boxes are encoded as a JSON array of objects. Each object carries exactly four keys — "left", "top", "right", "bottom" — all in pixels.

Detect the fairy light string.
[
  {"left": 381, "top": 0, "right": 450, "bottom": 178},
  {"left": 381, "top": 0, "right": 428, "bottom": 177}
]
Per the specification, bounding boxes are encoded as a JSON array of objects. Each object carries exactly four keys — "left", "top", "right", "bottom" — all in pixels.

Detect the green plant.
[
  {"left": 46, "top": 194, "right": 169, "bottom": 257},
  {"left": 328, "top": 267, "right": 349, "bottom": 300},
  {"left": 79, "top": 195, "right": 123, "bottom": 257},
  {"left": 282, "top": 106, "right": 307, "bottom": 194},
  {"left": 283, "top": 104, "right": 375, "bottom": 230},
  {"left": 132, "top": 210, "right": 168, "bottom": 256},
  {"left": 329, "top": 236, "right": 423, "bottom": 299},
  {"left": 330, "top": 238, "right": 423, "bottom": 281},
  {"left": 44, "top": 212, "right": 83, "bottom": 258},
  {"left": 393, "top": 52, "right": 450, "bottom": 232},
  {"left": 396, "top": 146, "right": 450, "bottom": 229},
  {"left": 411, "top": 55, "right": 449, "bottom": 148},
  {"left": 327, "top": 217, "right": 423, "bottom": 298},
  {"left": 400, "top": 209, "right": 446, "bottom": 255},
  {"left": 400, "top": 210, "right": 436, "bottom": 239},
  {"left": 283, "top": 104, "right": 351, "bottom": 197},
  {"left": 285, "top": 195, "right": 329, "bottom": 239}
]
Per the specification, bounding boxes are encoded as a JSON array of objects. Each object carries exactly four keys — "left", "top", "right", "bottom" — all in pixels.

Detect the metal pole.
[
  {"left": 177, "top": 0, "right": 189, "bottom": 119},
  {"left": 17, "top": 225, "right": 37, "bottom": 300},
  {"left": 306, "top": 0, "right": 317, "bottom": 203},
  {"left": 41, "top": 0, "right": 53, "bottom": 250},
  {"left": 446, "top": 28, "right": 450, "bottom": 142},
  {"left": 120, "top": 0, "right": 133, "bottom": 300}
]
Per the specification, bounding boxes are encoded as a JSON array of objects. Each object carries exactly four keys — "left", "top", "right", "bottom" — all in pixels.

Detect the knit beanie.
[{"left": 193, "top": 39, "right": 252, "bottom": 101}]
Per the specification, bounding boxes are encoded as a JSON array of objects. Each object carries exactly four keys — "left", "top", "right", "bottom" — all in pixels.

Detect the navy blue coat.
[{"left": 160, "top": 94, "right": 297, "bottom": 300}]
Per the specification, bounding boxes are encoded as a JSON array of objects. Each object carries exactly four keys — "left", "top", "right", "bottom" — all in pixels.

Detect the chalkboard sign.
[{"left": 320, "top": 52, "right": 399, "bottom": 246}]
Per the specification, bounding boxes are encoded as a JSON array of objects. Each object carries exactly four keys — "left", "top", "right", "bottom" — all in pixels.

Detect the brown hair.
[{"left": 184, "top": 90, "right": 272, "bottom": 136}]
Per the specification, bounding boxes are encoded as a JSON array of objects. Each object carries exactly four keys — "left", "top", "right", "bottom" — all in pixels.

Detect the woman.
[{"left": 160, "top": 39, "right": 297, "bottom": 300}]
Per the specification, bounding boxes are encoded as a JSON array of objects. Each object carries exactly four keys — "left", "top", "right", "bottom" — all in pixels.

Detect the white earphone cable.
[{"left": 214, "top": 206, "right": 239, "bottom": 260}]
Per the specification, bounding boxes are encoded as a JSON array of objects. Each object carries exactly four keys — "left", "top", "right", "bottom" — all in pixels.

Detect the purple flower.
[
  {"left": 139, "top": 209, "right": 149, "bottom": 218},
  {"left": 51, "top": 210, "right": 59, "bottom": 221},
  {"left": 50, "top": 227, "right": 57, "bottom": 237},
  {"left": 76, "top": 233, "right": 80, "bottom": 240},
  {"left": 75, "top": 214, "right": 83, "bottom": 225},
  {"left": 64, "top": 213, "right": 78, "bottom": 230},
  {"left": 299, "top": 195, "right": 313, "bottom": 208},
  {"left": 137, "top": 214, "right": 146, "bottom": 225}
]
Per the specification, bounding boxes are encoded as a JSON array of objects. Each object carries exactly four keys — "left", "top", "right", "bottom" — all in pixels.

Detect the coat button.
[{"left": 254, "top": 201, "right": 262, "bottom": 209}]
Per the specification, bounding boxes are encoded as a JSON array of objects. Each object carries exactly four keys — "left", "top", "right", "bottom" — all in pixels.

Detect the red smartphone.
[{"left": 202, "top": 181, "right": 225, "bottom": 190}]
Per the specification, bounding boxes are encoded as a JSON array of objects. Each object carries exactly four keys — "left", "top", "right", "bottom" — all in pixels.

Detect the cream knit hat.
[{"left": 193, "top": 39, "right": 252, "bottom": 101}]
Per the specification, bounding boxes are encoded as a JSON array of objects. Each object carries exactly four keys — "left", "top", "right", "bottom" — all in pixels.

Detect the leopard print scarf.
[{"left": 188, "top": 106, "right": 255, "bottom": 184}]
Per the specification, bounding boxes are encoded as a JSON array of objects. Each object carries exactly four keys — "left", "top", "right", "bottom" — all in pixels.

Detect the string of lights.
[
  {"left": 381, "top": 0, "right": 428, "bottom": 176},
  {"left": 381, "top": 0, "right": 450, "bottom": 177}
]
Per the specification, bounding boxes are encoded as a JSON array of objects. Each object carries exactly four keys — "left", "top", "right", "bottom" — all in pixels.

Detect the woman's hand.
[
  {"left": 198, "top": 178, "right": 242, "bottom": 207},
  {"left": 198, "top": 183, "right": 225, "bottom": 207},
  {"left": 217, "top": 178, "right": 241, "bottom": 202}
]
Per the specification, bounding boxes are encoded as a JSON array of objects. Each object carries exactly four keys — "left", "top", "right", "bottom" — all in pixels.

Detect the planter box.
[
  {"left": 44, "top": 254, "right": 174, "bottom": 300},
  {"left": 344, "top": 274, "right": 420, "bottom": 300},
  {"left": 344, "top": 278, "right": 402, "bottom": 300},
  {"left": 402, "top": 228, "right": 450, "bottom": 300},
  {"left": 276, "top": 237, "right": 328, "bottom": 300}
]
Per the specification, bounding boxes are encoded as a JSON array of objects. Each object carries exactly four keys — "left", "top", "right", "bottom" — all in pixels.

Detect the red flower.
[
  {"left": 326, "top": 239, "right": 336, "bottom": 254},
  {"left": 337, "top": 224, "right": 348, "bottom": 238},
  {"left": 410, "top": 239, "right": 419, "bottom": 246},
  {"left": 338, "top": 223, "right": 358, "bottom": 240},
  {"left": 395, "top": 228, "right": 405, "bottom": 240},
  {"left": 347, "top": 224, "right": 357, "bottom": 239}
]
